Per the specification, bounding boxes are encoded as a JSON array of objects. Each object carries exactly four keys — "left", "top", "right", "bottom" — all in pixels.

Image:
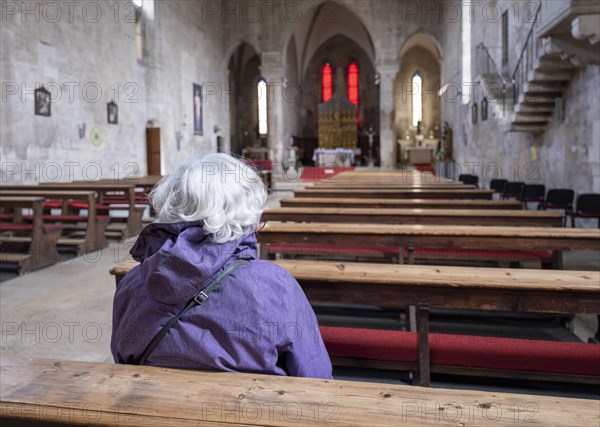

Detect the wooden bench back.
[
  {"left": 280, "top": 197, "right": 523, "bottom": 210},
  {"left": 262, "top": 207, "right": 564, "bottom": 227},
  {"left": 1, "top": 358, "right": 598, "bottom": 426},
  {"left": 294, "top": 189, "right": 494, "bottom": 200}
]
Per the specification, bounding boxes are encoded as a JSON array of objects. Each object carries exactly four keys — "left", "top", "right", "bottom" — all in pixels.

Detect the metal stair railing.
[
  {"left": 475, "top": 43, "right": 509, "bottom": 115},
  {"left": 512, "top": 3, "right": 543, "bottom": 104}
]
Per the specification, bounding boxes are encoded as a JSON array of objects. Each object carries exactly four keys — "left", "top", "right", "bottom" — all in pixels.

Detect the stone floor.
[{"left": 1, "top": 179, "right": 599, "bottom": 399}]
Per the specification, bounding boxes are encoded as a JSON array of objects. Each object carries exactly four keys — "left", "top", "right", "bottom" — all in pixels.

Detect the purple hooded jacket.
[{"left": 111, "top": 221, "right": 333, "bottom": 379}]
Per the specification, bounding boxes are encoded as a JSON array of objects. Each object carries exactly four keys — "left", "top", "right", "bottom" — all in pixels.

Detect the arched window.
[
  {"left": 321, "top": 63, "right": 333, "bottom": 102},
  {"left": 462, "top": 2, "right": 472, "bottom": 104},
  {"left": 257, "top": 79, "right": 268, "bottom": 135},
  {"left": 412, "top": 73, "right": 423, "bottom": 127},
  {"left": 131, "top": 0, "right": 155, "bottom": 60},
  {"left": 347, "top": 62, "right": 359, "bottom": 105}
]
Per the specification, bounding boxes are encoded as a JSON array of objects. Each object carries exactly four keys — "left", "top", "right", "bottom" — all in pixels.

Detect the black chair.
[
  {"left": 518, "top": 184, "right": 546, "bottom": 209},
  {"left": 539, "top": 189, "right": 574, "bottom": 226},
  {"left": 502, "top": 182, "right": 524, "bottom": 200},
  {"left": 490, "top": 179, "right": 508, "bottom": 193},
  {"left": 458, "top": 174, "right": 479, "bottom": 188},
  {"left": 570, "top": 193, "right": 600, "bottom": 228}
]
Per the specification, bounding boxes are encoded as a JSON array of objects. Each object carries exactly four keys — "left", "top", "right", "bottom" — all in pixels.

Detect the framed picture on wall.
[
  {"left": 34, "top": 86, "right": 51, "bottom": 117},
  {"left": 193, "top": 83, "right": 203, "bottom": 135},
  {"left": 481, "top": 97, "right": 488, "bottom": 121},
  {"left": 107, "top": 101, "right": 118, "bottom": 125}
]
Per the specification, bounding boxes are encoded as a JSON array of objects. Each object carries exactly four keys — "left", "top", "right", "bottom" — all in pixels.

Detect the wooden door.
[{"left": 146, "top": 127, "right": 161, "bottom": 175}]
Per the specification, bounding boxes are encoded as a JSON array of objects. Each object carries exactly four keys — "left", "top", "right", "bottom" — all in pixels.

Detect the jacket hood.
[{"left": 130, "top": 221, "right": 257, "bottom": 304}]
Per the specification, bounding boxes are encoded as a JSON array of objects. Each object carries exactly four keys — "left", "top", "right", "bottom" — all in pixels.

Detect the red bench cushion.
[
  {"left": 414, "top": 164, "right": 436, "bottom": 174},
  {"left": 0, "top": 224, "right": 62, "bottom": 232},
  {"left": 68, "top": 202, "right": 145, "bottom": 210},
  {"left": 321, "top": 326, "right": 416, "bottom": 363},
  {"left": 413, "top": 247, "right": 553, "bottom": 261},
  {"left": 267, "top": 244, "right": 400, "bottom": 256},
  {"left": 320, "top": 326, "right": 600, "bottom": 376},
  {"left": 574, "top": 212, "right": 600, "bottom": 218},
  {"left": 267, "top": 244, "right": 552, "bottom": 261},
  {"left": 23, "top": 215, "right": 109, "bottom": 221},
  {"left": 247, "top": 160, "right": 273, "bottom": 171},
  {"left": 43, "top": 202, "right": 63, "bottom": 209}
]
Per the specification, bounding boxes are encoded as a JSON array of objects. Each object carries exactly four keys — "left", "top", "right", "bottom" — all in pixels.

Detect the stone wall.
[
  {"left": 1, "top": 0, "right": 226, "bottom": 182},
  {"left": 3, "top": 0, "right": 596, "bottom": 193},
  {"left": 454, "top": 0, "right": 600, "bottom": 200}
]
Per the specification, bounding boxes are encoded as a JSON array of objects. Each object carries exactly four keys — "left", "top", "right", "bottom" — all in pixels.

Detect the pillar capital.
[
  {"left": 260, "top": 51, "right": 284, "bottom": 79},
  {"left": 375, "top": 64, "right": 400, "bottom": 78}
]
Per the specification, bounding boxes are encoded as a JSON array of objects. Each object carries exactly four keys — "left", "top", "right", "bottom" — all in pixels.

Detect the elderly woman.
[{"left": 111, "top": 154, "right": 332, "bottom": 379}]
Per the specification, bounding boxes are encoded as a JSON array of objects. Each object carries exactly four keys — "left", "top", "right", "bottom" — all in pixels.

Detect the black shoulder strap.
[{"left": 138, "top": 258, "right": 251, "bottom": 365}]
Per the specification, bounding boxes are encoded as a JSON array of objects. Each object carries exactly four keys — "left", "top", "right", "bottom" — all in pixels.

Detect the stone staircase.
[
  {"left": 509, "top": 51, "right": 577, "bottom": 134},
  {"left": 509, "top": 1, "right": 599, "bottom": 135},
  {"left": 476, "top": 2, "right": 599, "bottom": 135}
]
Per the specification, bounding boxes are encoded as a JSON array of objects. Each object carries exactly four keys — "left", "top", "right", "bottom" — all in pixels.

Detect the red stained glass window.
[
  {"left": 348, "top": 62, "right": 359, "bottom": 105},
  {"left": 322, "top": 63, "right": 332, "bottom": 102}
]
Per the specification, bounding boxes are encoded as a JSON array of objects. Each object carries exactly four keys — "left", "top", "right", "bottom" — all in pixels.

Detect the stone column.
[
  {"left": 377, "top": 65, "right": 400, "bottom": 169},
  {"left": 260, "top": 55, "right": 285, "bottom": 177}
]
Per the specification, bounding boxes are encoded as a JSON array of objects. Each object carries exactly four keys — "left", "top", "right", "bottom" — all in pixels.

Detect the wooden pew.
[
  {"left": 258, "top": 222, "right": 600, "bottom": 268},
  {"left": 8, "top": 183, "right": 143, "bottom": 238},
  {"left": 313, "top": 183, "right": 475, "bottom": 189},
  {"left": 110, "top": 258, "right": 139, "bottom": 286},
  {"left": 108, "top": 259, "right": 600, "bottom": 386},
  {"left": 294, "top": 188, "right": 494, "bottom": 200},
  {"left": 0, "top": 197, "right": 62, "bottom": 274},
  {"left": 2, "top": 358, "right": 598, "bottom": 426},
  {"left": 313, "top": 183, "right": 476, "bottom": 189},
  {"left": 0, "top": 190, "right": 108, "bottom": 254},
  {"left": 262, "top": 207, "right": 564, "bottom": 227},
  {"left": 276, "top": 260, "right": 600, "bottom": 386},
  {"left": 326, "top": 170, "right": 447, "bottom": 179},
  {"left": 92, "top": 176, "right": 161, "bottom": 199},
  {"left": 280, "top": 197, "right": 523, "bottom": 210}
]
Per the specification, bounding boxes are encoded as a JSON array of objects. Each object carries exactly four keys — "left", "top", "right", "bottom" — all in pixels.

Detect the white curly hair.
[{"left": 149, "top": 153, "right": 267, "bottom": 243}]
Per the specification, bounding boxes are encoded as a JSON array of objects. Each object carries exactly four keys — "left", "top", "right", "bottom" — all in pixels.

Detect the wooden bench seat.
[
  {"left": 0, "top": 197, "right": 63, "bottom": 274},
  {"left": 0, "top": 252, "right": 33, "bottom": 270},
  {"left": 280, "top": 197, "right": 523, "bottom": 209},
  {"left": 1, "top": 357, "right": 598, "bottom": 427},
  {"left": 321, "top": 326, "right": 600, "bottom": 384}
]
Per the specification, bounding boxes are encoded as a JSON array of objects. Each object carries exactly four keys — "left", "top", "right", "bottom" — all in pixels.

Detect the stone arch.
[
  {"left": 226, "top": 41, "right": 262, "bottom": 156},
  {"left": 282, "top": 0, "right": 376, "bottom": 80},
  {"left": 395, "top": 31, "right": 443, "bottom": 152}
]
